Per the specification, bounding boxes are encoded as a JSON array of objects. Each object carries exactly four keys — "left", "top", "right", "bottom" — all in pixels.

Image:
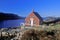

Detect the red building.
[{"left": 25, "top": 10, "right": 43, "bottom": 27}]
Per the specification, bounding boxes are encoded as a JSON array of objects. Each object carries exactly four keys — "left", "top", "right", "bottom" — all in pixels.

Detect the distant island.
[{"left": 0, "top": 12, "right": 25, "bottom": 21}]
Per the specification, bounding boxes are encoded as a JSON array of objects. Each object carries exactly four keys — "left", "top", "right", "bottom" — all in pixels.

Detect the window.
[
  {"left": 30, "top": 16, "right": 35, "bottom": 18},
  {"left": 33, "top": 21, "right": 36, "bottom": 24},
  {"left": 30, "top": 21, "right": 31, "bottom": 24}
]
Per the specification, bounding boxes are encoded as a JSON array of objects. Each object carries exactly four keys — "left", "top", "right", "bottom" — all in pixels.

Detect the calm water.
[{"left": 0, "top": 19, "right": 25, "bottom": 28}]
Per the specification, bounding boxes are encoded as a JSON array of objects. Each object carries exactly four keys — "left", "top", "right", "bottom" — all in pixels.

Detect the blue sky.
[{"left": 0, "top": 0, "right": 60, "bottom": 17}]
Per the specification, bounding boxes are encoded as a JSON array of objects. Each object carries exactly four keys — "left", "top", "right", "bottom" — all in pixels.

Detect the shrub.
[{"left": 21, "top": 29, "right": 59, "bottom": 40}]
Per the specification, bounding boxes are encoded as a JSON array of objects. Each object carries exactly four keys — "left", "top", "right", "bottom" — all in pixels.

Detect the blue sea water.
[
  {"left": 0, "top": 19, "right": 25, "bottom": 28},
  {"left": 0, "top": 17, "right": 49, "bottom": 28}
]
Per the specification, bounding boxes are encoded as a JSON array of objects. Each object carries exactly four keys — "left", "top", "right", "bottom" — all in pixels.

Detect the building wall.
[{"left": 25, "top": 13, "right": 40, "bottom": 26}]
